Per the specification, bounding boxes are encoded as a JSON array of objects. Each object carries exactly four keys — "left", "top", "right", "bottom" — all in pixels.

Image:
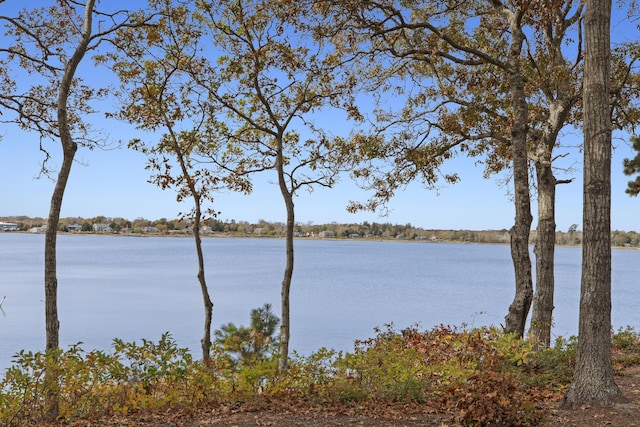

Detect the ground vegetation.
[{"left": 2, "top": 324, "right": 640, "bottom": 426}]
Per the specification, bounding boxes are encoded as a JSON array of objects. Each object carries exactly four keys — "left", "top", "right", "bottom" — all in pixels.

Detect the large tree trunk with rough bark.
[
  {"left": 501, "top": 9, "right": 533, "bottom": 338},
  {"left": 530, "top": 160, "right": 556, "bottom": 350},
  {"left": 505, "top": 165, "right": 533, "bottom": 338},
  {"left": 562, "top": 0, "right": 625, "bottom": 408},
  {"left": 529, "top": 99, "right": 576, "bottom": 350},
  {"left": 527, "top": 2, "right": 582, "bottom": 350}
]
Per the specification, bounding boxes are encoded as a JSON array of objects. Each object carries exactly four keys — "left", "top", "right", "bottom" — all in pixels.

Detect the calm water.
[{"left": 1, "top": 233, "right": 639, "bottom": 371}]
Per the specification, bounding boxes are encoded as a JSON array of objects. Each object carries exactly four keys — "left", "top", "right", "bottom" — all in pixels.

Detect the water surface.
[{"left": 1, "top": 233, "right": 638, "bottom": 370}]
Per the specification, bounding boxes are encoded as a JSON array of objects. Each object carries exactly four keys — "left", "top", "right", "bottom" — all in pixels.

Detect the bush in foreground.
[{"left": 2, "top": 325, "right": 639, "bottom": 426}]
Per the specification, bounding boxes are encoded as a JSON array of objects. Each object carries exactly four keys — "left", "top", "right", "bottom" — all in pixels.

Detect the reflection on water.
[{"left": 1, "top": 233, "right": 638, "bottom": 370}]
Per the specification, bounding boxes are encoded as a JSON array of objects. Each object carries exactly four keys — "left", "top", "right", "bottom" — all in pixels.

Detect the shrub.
[
  {"left": 213, "top": 303, "right": 280, "bottom": 367},
  {"left": 0, "top": 333, "right": 215, "bottom": 425},
  {"left": 323, "top": 325, "right": 547, "bottom": 424},
  {"left": 612, "top": 326, "right": 640, "bottom": 351},
  {"left": 451, "top": 370, "right": 543, "bottom": 427},
  {"left": 524, "top": 335, "right": 576, "bottom": 391},
  {"left": 0, "top": 324, "right": 580, "bottom": 426},
  {"left": 612, "top": 326, "right": 640, "bottom": 368}
]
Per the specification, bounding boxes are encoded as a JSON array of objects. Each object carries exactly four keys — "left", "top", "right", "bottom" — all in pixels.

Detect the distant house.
[
  {"left": 349, "top": 233, "right": 360, "bottom": 238},
  {"left": 67, "top": 223, "right": 83, "bottom": 232},
  {"left": 141, "top": 226, "right": 160, "bottom": 233},
  {"left": 0, "top": 222, "right": 18, "bottom": 231},
  {"left": 318, "top": 230, "right": 334, "bottom": 238},
  {"left": 93, "top": 223, "right": 113, "bottom": 233},
  {"left": 28, "top": 226, "right": 47, "bottom": 233}
]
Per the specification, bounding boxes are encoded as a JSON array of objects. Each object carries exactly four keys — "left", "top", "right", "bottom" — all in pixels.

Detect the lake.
[{"left": 1, "top": 233, "right": 639, "bottom": 371}]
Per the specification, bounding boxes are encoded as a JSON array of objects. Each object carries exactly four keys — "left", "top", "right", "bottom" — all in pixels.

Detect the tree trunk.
[
  {"left": 529, "top": 102, "right": 576, "bottom": 351},
  {"left": 278, "top": 195, "right": 294, "bottom": 371},
  {"left": 170, "top": 133, "right": 214, "bottom": 363},
  {"left": 44, "top": 142, "right": 75, "bottom": 422},
  {"left": 44, "top": 164, "right": 71, "bottom": 351},
  {"left": 562, "top": 0, "right": 625, "bottom": 408},
  {"left": 192, "top": 198, "right": 213, "bottom": 363},
  {"left": 529, "top": 160, "right": 556, "bottom": 350},
  {"left": 276, "top": 137, "right": 294, "bottom": 372},
  {"left": 502, "top": 10, "right": 533, "bottom": 338},
  {"left": 45, "top": 1, "right": 95, "bottom": 419},
  {"left": 526, "top": 2, "right": 582, "bottom": 350}
]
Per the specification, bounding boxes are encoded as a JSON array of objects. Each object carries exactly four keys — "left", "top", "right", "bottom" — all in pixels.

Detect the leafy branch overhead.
[
  {"left": 314, "top": 1, "right": 529, "bottom": 212},
  {"left": 107, "top": 1, "right": 253, "bottom": 222},
  {"left": 190, "top": 0, "right": 362, "bottom": 194},
  {"left": 0, "top": 2, "right": 154, "bottom": 154},
  {"left": 317, "top": 1, "right": 589, "bottom": 215},
  {"left": 623, "top": 136, "right": 640, "bottom": 196},
  {"left": 182, "top": 0, "right": 368, "bottom": 371}
]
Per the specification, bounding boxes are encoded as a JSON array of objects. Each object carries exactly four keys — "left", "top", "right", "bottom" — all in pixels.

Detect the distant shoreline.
[
  {"left": 10, "top": 231, "right": 640, "bottom": 251},
  {"left": 3, "top": 215, "right": 639, "bottom": 248},
  {"left": 6, "top": 228, "right": 628, "bottom": 251}
]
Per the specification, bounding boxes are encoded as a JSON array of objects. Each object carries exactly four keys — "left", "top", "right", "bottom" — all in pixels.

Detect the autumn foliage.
[{"left": 5, "top": 322, "right": 629, "bottom": 426}]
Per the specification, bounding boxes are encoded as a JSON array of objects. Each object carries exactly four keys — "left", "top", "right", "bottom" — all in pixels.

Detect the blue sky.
[
  {"left": 1, "top": 2, "right": 639, "bottom": 232},
  {"left": 2, "top": 121, "right": 638, "bottom": 232}
]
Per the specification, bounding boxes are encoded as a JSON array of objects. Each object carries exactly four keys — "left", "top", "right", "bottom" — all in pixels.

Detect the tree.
[
  {"left": 493, "top": 1, "right": 535, "bottom": 340},
  {"left": 525, "top": 1, "right": 640, "bottom": 349},
  {"left": 318, "top": 0, "right": 534, "bottom": 338},
  {"left": 214, "top": 303, "right": 280, "bottom": 366},
  {"left": 524, "top": 1, "right": 582, "bottom": 349},
  {"left": 318, "top": 1, "right": 603, "bottom": 347},
  {"left": 0, "top": 0, "right": 147, "bottom": 348},
  {"left": 106, "top": 0, "right": 248, "bottom": 362},
  {"left": 191, "top": 0, "right": 359, "bottom": 370},
  {"left": 0, "top": 1, "right": 149, "bottom": 417},
  {"left": 562, "top": 0, "right": 625, "bottom": 407}
]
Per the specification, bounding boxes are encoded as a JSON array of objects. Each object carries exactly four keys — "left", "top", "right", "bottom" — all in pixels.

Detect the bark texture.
[
  {"left": 562, "top": 0, "right": 625, "bottom": 408},
  {"left": 529, "top": 105, "right": 576, "bottom": 349},
  {"left": 527, "top": 2, "right": 582, "bottom": 349},
  {"left": 501, "top": 6, "right": 533, "bottom": 338},
  {"left": 530, "top": 160, "right": 556, "bottom": 349}
]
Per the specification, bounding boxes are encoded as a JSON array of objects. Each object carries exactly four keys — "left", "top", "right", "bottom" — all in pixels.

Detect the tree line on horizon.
[
  {"left": 0, "top": 0, "right": 636, "bottom": 415},
  {"left": 8, "top": 215, "right": 640, "bottom": 247}
]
